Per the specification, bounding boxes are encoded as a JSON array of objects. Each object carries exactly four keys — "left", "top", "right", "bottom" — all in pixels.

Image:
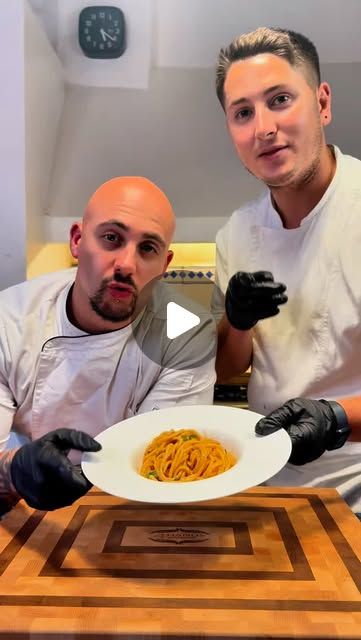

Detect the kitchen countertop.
[{"left": 0, "top": 486, "right": 360, "bottom": 638}]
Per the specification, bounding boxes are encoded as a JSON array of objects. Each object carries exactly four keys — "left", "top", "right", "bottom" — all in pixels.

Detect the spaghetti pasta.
[{"left": 139, "top": 429, "right": 236, "bottom": 482}]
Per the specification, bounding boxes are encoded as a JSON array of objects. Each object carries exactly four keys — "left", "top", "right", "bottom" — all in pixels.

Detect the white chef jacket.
[
  {"left": 0, "top": 269, "right": 216, "bottom": 456},
  {"left": 212, "top": 146, "right": 361, "bottom": 511}
]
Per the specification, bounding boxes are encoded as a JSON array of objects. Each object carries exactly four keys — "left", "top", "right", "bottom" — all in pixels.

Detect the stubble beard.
[
  {"left": 247, "top": 124, "right": 324, "bottom": 191},
  {"left": 90, "top": 279, "right": 137, "bottom": 323},
  {"left": 264, "top": 154, "right": 320, "bottom": 190}
]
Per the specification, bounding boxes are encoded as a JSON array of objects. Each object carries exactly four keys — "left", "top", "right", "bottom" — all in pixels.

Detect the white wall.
[
  {"left": 0, "top": 1, "right": 64, "bottom": 289},
  {"left": 46, "top": 67, "right": 263, "bottom": 235},
  {"left": 0, "top": 0, "right": 26, "bottom": 289},
  {"left": 28, "top": 0, "right": 59, "bottom": 49},
  {"left": 25, "top": 1, "right": 64, "bottom": 262},
  {"left": 155, "top": 0, "right": 361, "bottom": 67}
]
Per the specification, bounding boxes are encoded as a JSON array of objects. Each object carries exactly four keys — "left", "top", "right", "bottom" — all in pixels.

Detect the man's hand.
[
  {"left": 255, "top": 398, "right": 350, "bottom": 465},
  {"left": 10, "top": 429, "right": 101, "bottom": 511},
  {"left": 225, "top": 271, "right": 287, "bottom": 331}
]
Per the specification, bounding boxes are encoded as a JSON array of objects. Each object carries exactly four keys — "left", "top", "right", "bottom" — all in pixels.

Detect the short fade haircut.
[{"left": 216, "top": 27, "right": 321, "bottom": 109}]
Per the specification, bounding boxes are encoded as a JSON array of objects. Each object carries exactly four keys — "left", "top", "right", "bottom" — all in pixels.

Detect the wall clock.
[{"left": 78, "top": 6, "right": 126, "bottom": 59}]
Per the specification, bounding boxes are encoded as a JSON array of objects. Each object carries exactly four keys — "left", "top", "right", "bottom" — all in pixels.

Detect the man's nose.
[
  {"left": 114, "top": 245, "right": 137, "bottom": 275},
  {"left": 254, "top": 108, "right": 277, "bottom": 141}
]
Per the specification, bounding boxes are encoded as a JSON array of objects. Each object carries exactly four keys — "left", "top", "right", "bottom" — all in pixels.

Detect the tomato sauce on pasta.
[{"left": 139, "top": 428, "right": 236, "bottom": 482}]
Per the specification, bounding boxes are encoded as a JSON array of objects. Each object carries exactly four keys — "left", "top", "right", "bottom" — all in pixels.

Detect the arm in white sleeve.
[
  {"left": 136, "top": 359, "right": 216, "bottom": 414},
  {"left": 212, "top": 223, "right": 253, "bottom": 380},
  {"left": 211, "top": 224, "right": 229, "bottom": 323},
  {"left": 136, "top": 311, "right": 217, "bottom": 414}
]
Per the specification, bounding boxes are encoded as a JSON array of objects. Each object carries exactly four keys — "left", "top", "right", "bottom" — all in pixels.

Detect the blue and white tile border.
[{"left": 163, "top": 267, "right": 215, "bottom": 283}]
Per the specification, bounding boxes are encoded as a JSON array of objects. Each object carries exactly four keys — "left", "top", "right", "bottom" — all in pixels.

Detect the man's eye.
[
  {"left": 103, "top": 232, "right": 119, "bottom": 243},
  {"left": 235, "top": 107, "right": 252, "bottom": 120},
  {"left": 140, "top": 243, "right": 157, "bottom": 254},
  {"left": 271, "top": 94, "right": 290, "bottom": 107}
]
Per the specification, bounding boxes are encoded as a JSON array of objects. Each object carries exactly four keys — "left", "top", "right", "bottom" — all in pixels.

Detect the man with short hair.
[
  {"left": 0, "top": 176, "right": 216, "bottom": 515},
  {"left": 212, "top": 27, "right": 361, "bottom": 511}
]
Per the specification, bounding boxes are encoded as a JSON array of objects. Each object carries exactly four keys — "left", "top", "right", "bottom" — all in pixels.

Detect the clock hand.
[{"left": 100, "top": 28, "right": 117, "bottom": 42}]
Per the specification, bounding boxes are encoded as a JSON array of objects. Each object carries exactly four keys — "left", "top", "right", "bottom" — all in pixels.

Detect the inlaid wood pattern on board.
[{"left": 0, "top": 487, "right": 360, "bottom": 639}]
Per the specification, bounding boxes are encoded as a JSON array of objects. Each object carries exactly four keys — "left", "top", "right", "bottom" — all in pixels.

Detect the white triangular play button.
[{"left": 166, "top": 302, "right": 200, "bottom": 339}]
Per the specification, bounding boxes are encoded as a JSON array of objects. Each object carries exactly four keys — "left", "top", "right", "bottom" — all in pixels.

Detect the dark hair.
[{"left": 216, "top": 27, "right": 321, "bottom": 109}]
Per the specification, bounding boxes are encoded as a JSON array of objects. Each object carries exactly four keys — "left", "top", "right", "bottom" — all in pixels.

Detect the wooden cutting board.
[{"left": 0, "top": 486, "right": 360, "bottom": 639}]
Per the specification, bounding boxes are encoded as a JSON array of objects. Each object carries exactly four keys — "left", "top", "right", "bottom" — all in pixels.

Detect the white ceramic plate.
[{"left": 81, "top": 405, "right": 291, "bottom": 503}]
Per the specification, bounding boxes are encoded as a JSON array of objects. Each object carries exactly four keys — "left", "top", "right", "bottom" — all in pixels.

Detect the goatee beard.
[{"left": 90, "top": 276, "right": 137, "bottom": 323}]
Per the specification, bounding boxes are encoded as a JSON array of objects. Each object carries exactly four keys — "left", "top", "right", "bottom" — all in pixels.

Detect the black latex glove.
[
  {"left": 255, "top": 398, "right": 349, "bottom": 465},
  {"left": 225, "top": 271, "right": 287, "bottom": 331},
  {"left": 10, "top": 428, "right": 101, "bottom": 511}
]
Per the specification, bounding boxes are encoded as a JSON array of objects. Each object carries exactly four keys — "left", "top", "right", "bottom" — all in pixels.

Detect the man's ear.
[
  {"left": 69, "top": 222, "right": 82, "bottom": 259},
  {"left": 165, "top": 249, "right": 173, "bottom": 270},
  {"left": 318, "top": 81, "right": 332, "bottom": 126}
]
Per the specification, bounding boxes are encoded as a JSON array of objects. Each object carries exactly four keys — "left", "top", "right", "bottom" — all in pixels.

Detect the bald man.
[{"left": 0, "top": 177, "right": 216, "bottom": 515}]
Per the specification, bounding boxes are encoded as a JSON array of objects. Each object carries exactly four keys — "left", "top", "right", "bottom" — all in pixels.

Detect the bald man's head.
[
  {"left": 69, "top": 176, "right": 175, "bottom": 333},
  {"left": 83, "top": 176, "right": 175, "bottom": 245}
]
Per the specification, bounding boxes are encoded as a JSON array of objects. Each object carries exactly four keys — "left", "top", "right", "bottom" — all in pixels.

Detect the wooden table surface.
[{"left": 0, "top": 486, "right": 360, "bottom": 639}]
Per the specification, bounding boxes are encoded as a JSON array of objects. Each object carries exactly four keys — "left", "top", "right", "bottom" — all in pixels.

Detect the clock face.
[{"left": 78, "top": 6, "right": 126, "bottom": 59}]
